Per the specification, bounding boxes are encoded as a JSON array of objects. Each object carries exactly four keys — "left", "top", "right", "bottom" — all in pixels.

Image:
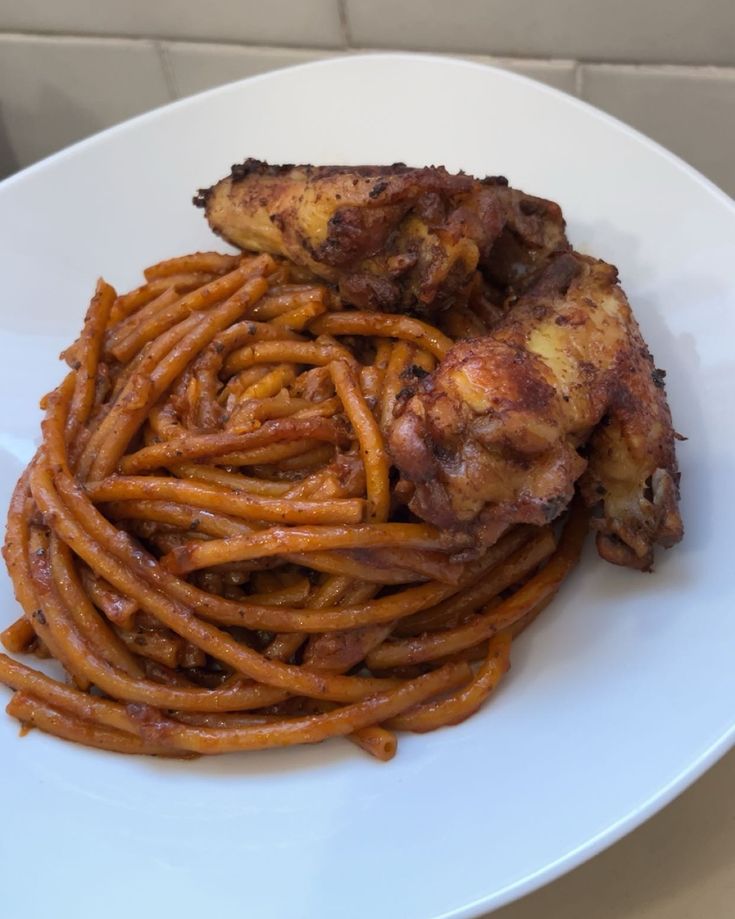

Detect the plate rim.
[{"left": 2, "top": 50, "right": 734, "bottom": 215}]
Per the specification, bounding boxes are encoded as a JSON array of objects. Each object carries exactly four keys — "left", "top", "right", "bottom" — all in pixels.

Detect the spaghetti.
[{"left": 0, "top": 250, "right": 587, "bottom": 761}]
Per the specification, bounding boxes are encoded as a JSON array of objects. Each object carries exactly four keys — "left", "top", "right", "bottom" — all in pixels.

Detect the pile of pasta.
[{"left": 0, "top": 251, "right": 586, "bottom": 760}]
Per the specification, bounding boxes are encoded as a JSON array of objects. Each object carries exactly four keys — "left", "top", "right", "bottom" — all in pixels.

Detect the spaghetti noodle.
[{"left": 0, "top": 250, "right": 587, "bottom": 760}]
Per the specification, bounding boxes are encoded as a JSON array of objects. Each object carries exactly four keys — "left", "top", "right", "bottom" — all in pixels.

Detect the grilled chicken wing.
[
  {"left": 195, "top": 159, "right": 568, "bottom": 314},
  {"left": 195, "top": 160, "right": 681, "bottom": 568},
  {"left": 389, "top": 253, "right": 683, "bottom": 569}
]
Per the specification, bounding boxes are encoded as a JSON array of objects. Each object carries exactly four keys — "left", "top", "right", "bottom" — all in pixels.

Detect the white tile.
[
  {"left": 465, "top": 55, "right": 577, "bottom": 95},
  {"left": 0, "top": 35, "right": 171, "bottom": 169},
  {"left": 0, "top": 0, "right": 344, "bottom": 47},
  {"left": 164, "top": 42, "right": 337, "bottom": 98},
  {"left": 486, "top": 749, "right": 735, "bottom": 919},
  {"left": 581, "top": 64, "right": 735, "bottom": 197},
  {"left": 345, "top": 0, "right": 735, "bottom": 66}
]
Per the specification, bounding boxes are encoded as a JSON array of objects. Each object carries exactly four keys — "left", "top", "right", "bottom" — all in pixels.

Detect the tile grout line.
[
  {"left": 0, "top": 30, "right": 734, "bottom": 76},
  {"left": 337, "top": 0, "right": 351, "bottom": 48},
  {"left": 155, "top": 40, "right": 180, "bottom": 101},
  {"left": 574, "top": 61, "right": 584, "bottom": 97},
  {"left": 0, "top": 29, "right": 344, "bottom": 55}
]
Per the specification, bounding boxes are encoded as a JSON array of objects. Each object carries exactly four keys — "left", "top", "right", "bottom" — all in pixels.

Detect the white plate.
[{"left": 0, "top": 54, "right": 733, "bottom": 919}]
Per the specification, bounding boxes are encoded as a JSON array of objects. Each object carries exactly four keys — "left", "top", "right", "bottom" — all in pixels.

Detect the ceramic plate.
[{"left": 0, "top": 54, "right": 733, "bottom": 919}]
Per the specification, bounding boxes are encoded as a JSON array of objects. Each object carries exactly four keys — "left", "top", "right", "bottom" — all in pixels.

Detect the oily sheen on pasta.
[{"left": 0, "top": 250, "right": 586, "bottom": 760}]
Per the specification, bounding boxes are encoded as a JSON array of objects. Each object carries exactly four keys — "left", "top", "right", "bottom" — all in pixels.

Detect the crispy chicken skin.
[
  {"left": 194, "top": 159, "right": 568, "bottom": 313},
  {"left": 389, "top": 253, "right": 683, "bottom": 569},
  {"left": 195, "top": 160, "right": 682, "bottom": 569}
]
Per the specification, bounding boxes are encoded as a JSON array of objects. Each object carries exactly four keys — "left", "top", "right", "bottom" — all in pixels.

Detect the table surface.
[{"left": 485, "top": 747, "right": 735, "bottom": 918}]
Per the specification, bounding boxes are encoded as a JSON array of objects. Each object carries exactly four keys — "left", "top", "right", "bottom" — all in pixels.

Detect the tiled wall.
[{"left": 1, "top": 0, "right": 733, "bottom": 195}]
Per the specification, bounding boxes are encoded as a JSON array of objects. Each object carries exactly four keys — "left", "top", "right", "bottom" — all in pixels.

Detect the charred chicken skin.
[
  {"left": 389, "top": 253, "right": 683, "bottom": 569},
  {"left": 195, "top": 161, "right": 682, "bottom": 569},
  {"left": 195, "top": 159, "right": 568, "bottom": 313}
]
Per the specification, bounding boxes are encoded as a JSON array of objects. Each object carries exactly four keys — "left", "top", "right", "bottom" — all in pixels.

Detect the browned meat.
[
  {"left": 195, "top": 160, "right": 682, "bottom": 570},
  {"left": 389, "top": 252, "right": 683, "bottom": 569},
  {"left": 194, "top": 159, "right": 568, "bottom": 314}
]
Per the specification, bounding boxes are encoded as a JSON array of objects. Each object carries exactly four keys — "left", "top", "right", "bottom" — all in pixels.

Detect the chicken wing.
[
  {"left": 194, "top": 159, "right": 568, "bottom": 314},
  {"left": 389, "top": 253, "right": 683, "bottom": 569}
]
